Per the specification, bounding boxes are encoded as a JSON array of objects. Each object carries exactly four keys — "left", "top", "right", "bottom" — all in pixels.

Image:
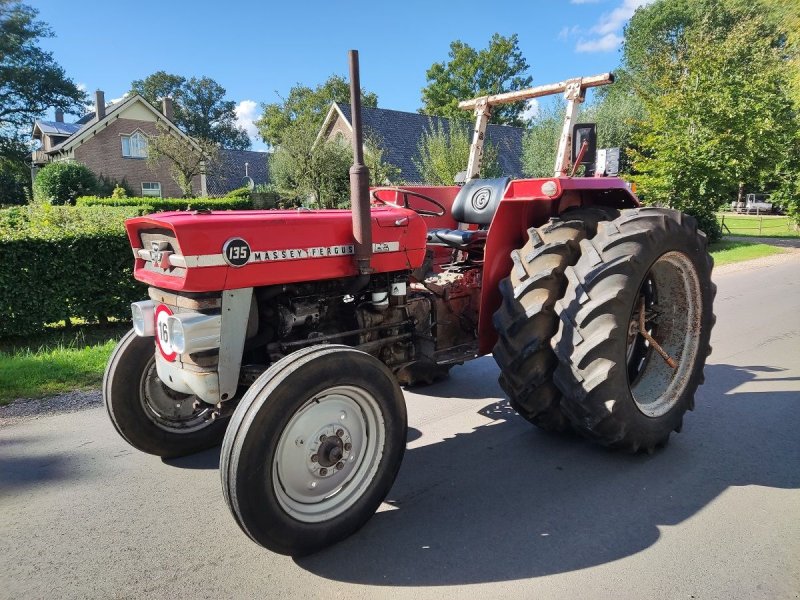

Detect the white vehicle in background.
[{"left": 731, "top": 193, "right": 775, "bottom": 214}]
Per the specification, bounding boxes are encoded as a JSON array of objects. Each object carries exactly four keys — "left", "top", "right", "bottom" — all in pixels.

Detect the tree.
[
  {"left": 268, "top": 120, "right": 352, "bottom": 209},
  {"left": 130, "top": 73, "right": 250, "bottom": 149},
  {"left": 413, "top": 119, "right": 501, "bottom": 185},
  {"left": 420, "top": 33, "right": 532, "bottom": 126},
  {"left": 147, "top": 123, "right": 218, "bottom": 197},
  {"left": 0, "top": 0, "right": 86, "bottom": 146},
  {"left": 625, "top": 0, "right": 797, "bottom": 239},
  {"left": 256, "top": 75, "right": 378, "bottom": 147}
]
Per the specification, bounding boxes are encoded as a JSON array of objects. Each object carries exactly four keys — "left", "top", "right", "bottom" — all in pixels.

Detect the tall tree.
[
  {"left": 256, "top": 75, "right": 378, "bottom": 147},
  {"left": 0, "top": 0, "right": 86, "bottom": 145},
  {"left": 420, "top": 33, "right": 532, "bottom": 126},
  {"left": 130, "top": 73, "right": 250, "bottom": 150},
  {"left": 625, "top": 0, "right": 797, "bottom": 238}
]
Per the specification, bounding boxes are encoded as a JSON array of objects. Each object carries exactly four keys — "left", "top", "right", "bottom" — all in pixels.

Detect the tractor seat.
[{"left": 426, "top": 177, "right": 510, "bottom": 250}]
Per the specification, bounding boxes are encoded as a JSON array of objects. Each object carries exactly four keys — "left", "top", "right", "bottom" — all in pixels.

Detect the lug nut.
[
  {"left": 319, "top": 468, "right": 328, "bottom": 476},
  {"left": 311, "top": 454, "right": 319, "bottom": 463},
  {"left": 336, "top": 461, "right": 344, "bottom": 470},
  {"left": 336, "top": 429, "right": 344, "bottom": 437},
  {"left": 344, "top": 442, "right": 352, "bottom": 451},
  {"left": 319, "top": 434, "right": 326, "bottom": 442}
]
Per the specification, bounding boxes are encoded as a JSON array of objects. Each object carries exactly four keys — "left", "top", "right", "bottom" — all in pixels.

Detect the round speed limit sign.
[{"left": 154, "top": 304, "right": 177, "bottom": 361}]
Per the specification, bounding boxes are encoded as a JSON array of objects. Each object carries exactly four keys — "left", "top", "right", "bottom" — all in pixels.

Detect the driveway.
[{"left": 1, "top": 258, "right": 798, "bottom": 600}]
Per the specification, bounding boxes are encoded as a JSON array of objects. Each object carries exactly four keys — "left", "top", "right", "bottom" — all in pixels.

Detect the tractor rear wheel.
[
  {"left": 220, "top": 344, "right": 406, "bottom": 556},
  {"left": 493, "top": 207, "right": 617, "bottom": 432},
  {"left": 551, "top": 207, "right": 715, "bottom": 452},
  {"left": 104, "top": 330, "right": 228, "bottom": 458}
]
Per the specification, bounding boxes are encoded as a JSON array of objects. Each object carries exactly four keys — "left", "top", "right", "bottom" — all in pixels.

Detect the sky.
[{"left": 29, "top": 0, "right": 652, "bottom": 151}]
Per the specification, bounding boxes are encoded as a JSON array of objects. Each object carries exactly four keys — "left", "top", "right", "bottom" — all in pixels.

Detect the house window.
[
  {"left": 142, "top": 182, "right": 161, "bottom": 197},
  {"left": 122, "top": 131, "right": 148, "bottom": 158}
]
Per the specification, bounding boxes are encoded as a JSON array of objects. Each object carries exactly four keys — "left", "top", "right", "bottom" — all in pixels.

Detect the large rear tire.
[
  {"left": 552, "top": 207, "right": 715, "bottom": 452},
  {"left": 220, "top": 344, "right": 407, "bottom": 556},
  {"left": 492, "top": 208, "right": 617, "bottom": 432},
  {"left": 104, "top": 330, "right": 228, "bottom": 458}
]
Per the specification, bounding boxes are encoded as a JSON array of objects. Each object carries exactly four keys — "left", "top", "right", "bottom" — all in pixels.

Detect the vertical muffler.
[{"left": 348, "top": 50, "right": 372, "bottom": 274}]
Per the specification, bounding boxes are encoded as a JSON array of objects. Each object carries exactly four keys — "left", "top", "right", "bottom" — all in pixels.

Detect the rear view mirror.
[{"left": 572, "top": 123, "right": 597, "bottom": 174}]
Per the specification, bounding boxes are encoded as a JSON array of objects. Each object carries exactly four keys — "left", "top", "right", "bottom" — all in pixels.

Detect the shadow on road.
[{"left": 293, "top": 362, "right": 799, "bottom": 585}]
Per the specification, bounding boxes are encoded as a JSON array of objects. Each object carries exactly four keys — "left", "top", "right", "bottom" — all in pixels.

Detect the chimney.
[
  {"left": 162, "top": 97, "right": 174, "bottom": 121},
  {"left": 95, "top": 90, "right": 105, "bottom": 120},
  {"left": 55, "top": 108, "right": 64, "bottom": 123}
]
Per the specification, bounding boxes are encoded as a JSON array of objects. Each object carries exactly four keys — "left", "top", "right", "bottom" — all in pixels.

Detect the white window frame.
[
  {"left": 141, "top": 182, "right": 162, "bottom": 197},
  {"left": 122, "top": 131, "right": 148, "bottom": 158}
]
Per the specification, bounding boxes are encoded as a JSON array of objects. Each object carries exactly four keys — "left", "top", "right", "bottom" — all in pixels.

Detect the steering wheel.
[{"left": 371, "top": 187, "right": 446, "bottom": 217}]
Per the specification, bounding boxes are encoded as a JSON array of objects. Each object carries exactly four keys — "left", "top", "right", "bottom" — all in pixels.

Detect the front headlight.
[
  {"left": 131, "top": 301, "right": 156, "bottom": 336},
  {"left": 166, "top": 312, "right": 221, "bottom": 355}
]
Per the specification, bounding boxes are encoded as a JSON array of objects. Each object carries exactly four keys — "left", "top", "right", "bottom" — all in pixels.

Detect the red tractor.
[{"left": 105, "top": 51, "right": 715, "bottom": 555}]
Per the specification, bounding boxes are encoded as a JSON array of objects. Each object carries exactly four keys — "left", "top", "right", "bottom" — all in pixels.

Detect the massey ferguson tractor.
[{"left": 104, "top": 51, "right": 715, "bottom": 556}]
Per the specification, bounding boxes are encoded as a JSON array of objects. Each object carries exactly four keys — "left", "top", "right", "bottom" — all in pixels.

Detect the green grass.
[
  {"left": 718, "top": 214, "right": 800, "bottom": 238},
  {"left": 709, "top": 239, "right": 785, "bottom": 266},
  {"left": 0, "top": 323, "right": 128, "bottom": 405}
]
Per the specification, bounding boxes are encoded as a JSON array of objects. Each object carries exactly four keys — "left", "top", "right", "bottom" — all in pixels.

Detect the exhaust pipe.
[{"left": 348, "top": 50, "right": 372, "bottom": 274}]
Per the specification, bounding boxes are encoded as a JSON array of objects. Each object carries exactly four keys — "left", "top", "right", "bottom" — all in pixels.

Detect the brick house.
[
  {"left": 32, "top": 91, "right": 205, "bottom": 198},
  {"left": 317, "top": 103, "right": 525, "bottom": 183}
]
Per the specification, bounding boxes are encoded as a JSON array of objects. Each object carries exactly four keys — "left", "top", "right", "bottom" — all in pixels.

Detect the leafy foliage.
[
  {"left": 256, "top": 75, "right": 378, "bottom": 147},
  {"left": 420, "top": 34, "right": 532, "bottom": 126},
  {"left": 268, "top": 120, "right": 353, "bottom": 208},
  {"left": 625, "top": 0, "right": 797, "bottom": 239},
  {"left": 414, "top": 119, "right": 501, "bottom": 185},
  {"left": 0, "top": 0, "right": 86, "bottom": 146},
  {"left": 32, "top": 161, "right": 97, "bottom": 205},
  {"left": 146, "top": 123, "right": 218, "bottom": 197},
  {"left": 0, "top": 152, "right": 30, "bottom": 205},
  {"left": 0, "top": 205, "right": 145, "bottom": 336},
  {"left": 131, "top": 72, "right": 250, "bottom": 149},
  {"left": 521, "top": 100, "right": 564, "bottom": 178}
]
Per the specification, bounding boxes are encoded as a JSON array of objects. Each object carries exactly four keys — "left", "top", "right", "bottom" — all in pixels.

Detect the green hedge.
[
  {"left": 0, "top": 205, "right": 146, "bottom": 337},
  {"left": 75, "top": 195, "right": 252, "bottom": 211}
]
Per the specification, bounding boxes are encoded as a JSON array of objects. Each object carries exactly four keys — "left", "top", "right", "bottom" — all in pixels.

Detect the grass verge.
[
  {"left": 0, "top": 324, "right": 128, "bottom": 405},
  {"left": 709, "top": 240, "right": 784, "bottom": 266}
]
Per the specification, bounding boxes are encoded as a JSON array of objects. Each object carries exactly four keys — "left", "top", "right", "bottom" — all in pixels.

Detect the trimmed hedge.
[
  {"left": 0, "top": 205, "right": 146, "bottom": 337},
  {"left": 75, "top": 195, "right": 252, "bottom": 211}
]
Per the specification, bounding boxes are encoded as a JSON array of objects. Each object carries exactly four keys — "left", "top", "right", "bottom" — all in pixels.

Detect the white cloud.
[
  {"left": 576, "top": 33, "right": 624, "bottom": 53},
  {"left": 108, "top": 93, "right": 128, "bottom": 105},
  {"left": 76, "top": 82, "right": 87, "bottom": 92},
  {"left": 522, "top": 99, "right": 540, "bottom": 122},
  {"left": 235, "top": 99, "right": 260, "bottom": 142},
  {"left": 558, "top": 25, "right": 581, "bottom": 41},
  {"left": 571, "top": 0, "right": 654, "bottom": 53}
]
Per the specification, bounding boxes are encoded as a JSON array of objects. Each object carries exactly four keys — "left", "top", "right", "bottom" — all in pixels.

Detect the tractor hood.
[{"left": 125, "top": 207, "right": 428, "bottom": 292}]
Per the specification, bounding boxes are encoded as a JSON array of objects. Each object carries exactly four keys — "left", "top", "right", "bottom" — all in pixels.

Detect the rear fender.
[{"left": 477, "top": 177, "right": 638, "bottom": 355}]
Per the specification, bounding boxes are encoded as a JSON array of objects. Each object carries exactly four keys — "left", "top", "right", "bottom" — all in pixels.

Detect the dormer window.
[{"left": 121, "top": 131, "right": 148, "bottom": 158}]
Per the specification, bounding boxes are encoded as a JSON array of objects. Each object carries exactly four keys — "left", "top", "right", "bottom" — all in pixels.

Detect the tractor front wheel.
[
  {"left": 104, "top": 330, "right": 228, "bottom": 458},
  {"left": 220, "top": 344, "right": 407, "bottom": 556},
  {"left": 552, "top": 208, "right": 716, "bottom": 452}
]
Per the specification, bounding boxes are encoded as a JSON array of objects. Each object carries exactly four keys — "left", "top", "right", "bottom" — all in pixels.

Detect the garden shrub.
[
  {"left": 0, "top": 156, "right": 30, "bottom": 206},
  {"left": 32, "top": 161, "right": 98, "bottom": 205}
]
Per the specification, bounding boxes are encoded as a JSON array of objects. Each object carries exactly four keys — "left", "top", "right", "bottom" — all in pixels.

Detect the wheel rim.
[
  {"left": 627, "top": 251, "right": 702, "bottom": 418},
  {"left": 273, "top": 385, "right": 386, "bottom": 523},
  {"left": 139, "top": 359, "right": 215, "bottom": 433}
]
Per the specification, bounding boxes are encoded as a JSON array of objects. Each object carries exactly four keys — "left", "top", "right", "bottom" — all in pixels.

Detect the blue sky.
[{"left": 30, "top": 0, "right": 650, "bottom": 150}]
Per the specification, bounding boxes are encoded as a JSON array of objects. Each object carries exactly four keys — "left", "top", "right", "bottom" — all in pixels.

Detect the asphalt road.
[{"left": 2, "top": 259, "right": 799, "bottom": 600}]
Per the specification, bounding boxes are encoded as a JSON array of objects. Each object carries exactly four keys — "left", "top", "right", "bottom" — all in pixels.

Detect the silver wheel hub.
[
  {"left": 274, "top": 385, "right": 385, "bottom": 523},
  {"left": 139, "top": 359, "right": 213, "bottom": 433}
]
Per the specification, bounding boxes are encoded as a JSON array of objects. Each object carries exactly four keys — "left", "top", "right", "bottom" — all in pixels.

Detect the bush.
[
  {"left": 224, "top": 186, "right": 252, "bottom": 200},
  {"left": 96, "top": 174, "right": 133, "bottom": 198},
  {"left": 33, "top": 161, "right": 97, "bottom": 205},
  {"left": 111, "top": 185, "right": 128, "bottom": 199},
  {"left": 0, "top": 156, "right": 30, "bottom": 205},
  {"left": 0, "top": 205, "right": 146, "bottom": 337},
  {"left": 75, "top": 195, "right": 252, "bottom": 211}
]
